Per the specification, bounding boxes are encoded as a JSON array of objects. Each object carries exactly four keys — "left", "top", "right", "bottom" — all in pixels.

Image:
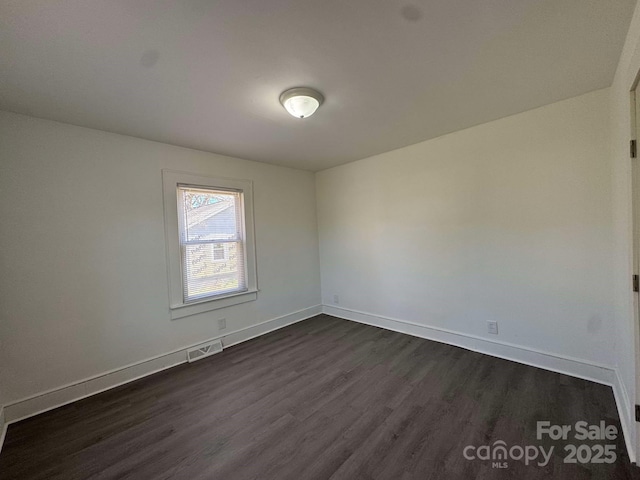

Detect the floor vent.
[{"left": 187, "top": 339, "right": 223, "bottom": 363}]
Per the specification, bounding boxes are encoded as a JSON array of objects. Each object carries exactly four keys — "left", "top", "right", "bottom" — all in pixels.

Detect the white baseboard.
[
  {"left": 0, "top": 304, "right": 322, "bottom": 440},
  {"left": 0, "top": 406, "right": 6, "bottom": 455},
  {"left": 322, "top": 305, "right": 615, "bottom": 384},
  {"left": 612, "top": 369, "right": 636, "bottom": 464},
  {"left": 322, "top": 304, "right": 635, "bottom": 463},
  {"left": 1, "top": 303, "right": 635, "bottom": 465}
]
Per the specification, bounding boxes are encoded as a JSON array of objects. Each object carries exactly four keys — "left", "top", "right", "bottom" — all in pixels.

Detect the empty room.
[{"left": 3, "top": 1, "right": 640, "bottom": 479}]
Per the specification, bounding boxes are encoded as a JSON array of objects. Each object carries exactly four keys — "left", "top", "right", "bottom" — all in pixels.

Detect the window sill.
[{"left": 170, "top": 289, "right": 258, "bottom": 320}]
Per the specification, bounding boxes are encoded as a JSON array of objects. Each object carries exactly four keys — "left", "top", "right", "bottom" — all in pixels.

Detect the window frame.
[{"left": 162, "top": 170, "right": 258, "bottom": 320}]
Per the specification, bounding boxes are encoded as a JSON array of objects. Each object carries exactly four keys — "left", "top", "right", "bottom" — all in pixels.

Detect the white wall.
[
  {"left": 317, "top": 89, "right": 614, "bottom": 368},
  {"left": 0, "top": 111, "right": 321, "bottom": 409},
  {"left": 610, "top": 0, "right": 640, "bottom": 460}
]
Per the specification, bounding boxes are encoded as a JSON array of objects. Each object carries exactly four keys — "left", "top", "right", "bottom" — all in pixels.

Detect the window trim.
[{"left": 162, "top": 170, "right": 258, "bottom": 320}]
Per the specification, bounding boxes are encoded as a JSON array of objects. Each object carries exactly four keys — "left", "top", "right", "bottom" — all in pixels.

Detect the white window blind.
[{"left": 177, "top": 185, "right": 247, "bottom": 302}]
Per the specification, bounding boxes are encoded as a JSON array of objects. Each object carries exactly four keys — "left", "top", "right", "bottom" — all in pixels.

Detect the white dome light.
[{"left": 279, "top": 87, "right": 324, "bottom": 119}]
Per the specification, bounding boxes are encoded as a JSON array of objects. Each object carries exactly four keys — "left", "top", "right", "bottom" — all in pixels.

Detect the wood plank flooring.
[{"left": 0, "top": 314, "right": 637, "bottom": 479}]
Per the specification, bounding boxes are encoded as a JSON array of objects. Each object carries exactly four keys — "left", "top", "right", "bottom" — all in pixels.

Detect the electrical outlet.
[
  {"left": 218, "top": 318, "right": 227, "bottom": 330},
  {"left": 333, "top": 295, "right": 340, "bottom": 304},
  {"left": 487, "top": 321, "right": 498, "bottom": 335}
]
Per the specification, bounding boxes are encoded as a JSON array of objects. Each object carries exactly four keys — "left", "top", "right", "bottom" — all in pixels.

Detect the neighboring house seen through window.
[{"left": 162, "top": 171, "right": 258, "bottom": 319}]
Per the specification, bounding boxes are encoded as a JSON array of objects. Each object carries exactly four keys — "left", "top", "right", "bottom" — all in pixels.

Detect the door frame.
[{"left": 631, "top": 82, "right": 640, "bottom": 463}]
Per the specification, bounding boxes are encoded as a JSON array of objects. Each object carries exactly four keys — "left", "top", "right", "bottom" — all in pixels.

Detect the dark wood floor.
[{"left": 0, "top": 314, "right": 637, "bottom": 479}]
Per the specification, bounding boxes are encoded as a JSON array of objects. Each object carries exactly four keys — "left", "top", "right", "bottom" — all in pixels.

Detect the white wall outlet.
[
  {"left": 487, "top": 321, "right": 498, "bottom": 335},
  {"left": 333, "top": 294, "right": 340, "bottom": 304},
  {"left": 218, "top": 318, "right": 227, "bottom": 330}
]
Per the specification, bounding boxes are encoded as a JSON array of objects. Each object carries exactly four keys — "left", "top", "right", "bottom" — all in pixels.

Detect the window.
[
  {"left": 178, "top": 186, "right": 246, "bottom": 301},
  {"left": 162, "top": 170, "right": 257, "bottom": 319}
]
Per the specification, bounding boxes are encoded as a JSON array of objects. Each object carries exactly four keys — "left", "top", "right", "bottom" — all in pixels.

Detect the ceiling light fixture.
[{"left": 279, "top": 87, "right": 324, "bottom": 119}]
